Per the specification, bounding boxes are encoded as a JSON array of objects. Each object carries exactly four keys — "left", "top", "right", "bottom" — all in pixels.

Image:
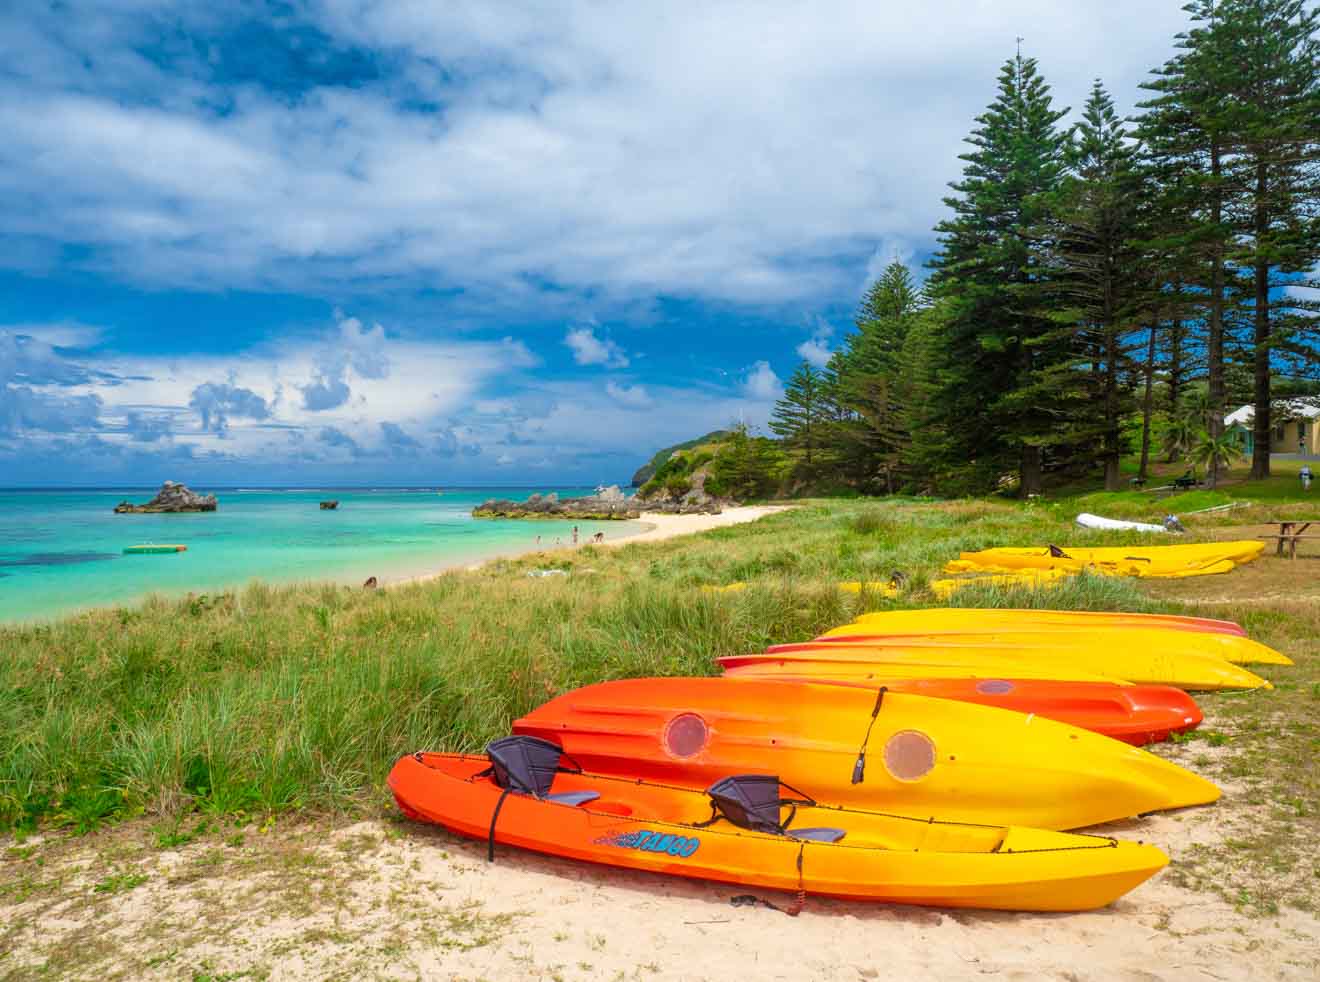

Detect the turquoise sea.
[{"left": 0, "top": 487, "right": 642, "bottom": 624}]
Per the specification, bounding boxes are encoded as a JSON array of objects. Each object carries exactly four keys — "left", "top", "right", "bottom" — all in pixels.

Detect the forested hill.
[{"left": 630, "top": 431, "right": 734, "bottom": 486}]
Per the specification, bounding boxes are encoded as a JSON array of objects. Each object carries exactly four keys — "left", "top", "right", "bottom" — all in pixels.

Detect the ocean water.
[{"left": 0, "top": 487, "right": 643, "bottom": 624}]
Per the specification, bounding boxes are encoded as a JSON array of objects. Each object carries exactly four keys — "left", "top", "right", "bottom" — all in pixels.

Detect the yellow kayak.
[
  {"left": 514, "top": 677, "right": 1219, "bottom": 831},
  {"left": 850, "top": 608, "right": 1248, "bottom": 635},
  {"left": 820, "top": 625, "right": 1292, "bottom": 667},
  {"left": 948, "top": 541, "right": 1264, "bottom": 578},
  {"left": 931, "top": 569, "right": 1073, "bottom": 597},
  {"left": 744, "top": 639, "right": 1272, "bottom": 690}
]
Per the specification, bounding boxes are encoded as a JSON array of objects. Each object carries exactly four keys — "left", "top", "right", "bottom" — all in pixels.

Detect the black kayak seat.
[
  {"left": 704, "top": 775, "right": 845, "bottom": 842},
  {"left": 545, "top": 790, "right": 600, "bottom": 807},
  {"left": 485, "top": 735, "right": 595, "bottom": 806}
]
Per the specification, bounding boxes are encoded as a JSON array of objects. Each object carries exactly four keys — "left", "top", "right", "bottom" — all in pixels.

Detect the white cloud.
[
  {"left": 796, "top": 319, "right": 834, "bottom": 368},
  {"left": 0, "top": 2, "right": 1193, "bottom": 308},
  {"left": 496, "top": 452, "right": 514, "bottom": 466},
  {"left": 1, "top": 315, "right": 537, "bottom": 464},
  {"left": 742, "top": 361, "right": 783, "bottom": 401},
  {"left": 605, "top": 381, "right": 652, "bottom": 408},
  {"left": 5, "top": 321, "right": 104, "bottom": 348},
  {"left": 564, "top": 326, "right": 629, "bottom": 367}
]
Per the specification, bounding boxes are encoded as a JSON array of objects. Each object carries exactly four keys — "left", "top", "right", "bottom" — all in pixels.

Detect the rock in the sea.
[
  {"left": 114, "top": 481, "right": 218, "bottom": 514},
  {"left": 320, "top": 500, "right": 339, "bottom": 510}
]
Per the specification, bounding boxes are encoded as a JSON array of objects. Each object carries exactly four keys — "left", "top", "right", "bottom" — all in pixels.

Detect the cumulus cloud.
[
  {"left": 565, "top": 326, "right": 628, "bottom": 368},
  {"left": 301, "top": 315, "right": 390, "bottom": 411},
  {"left": 0, "top": 327, "right": 107, "bottom": 436},
  {"left": 189, "top": 381, "right": 271, "bottom": 435},
  {"left": 0, "top": 2, "right": 1190, "bottom": 308},
  {"left": 605, "top": 381, "right": 652, "bottom": 408},
  {"left": 379, "top": 421, "right": 422, "bottom": 454},
  {"left": 434, "top": 423, "right": 482, "bottom": 457},
  {"left": 0, "top": 386, "right": 102, "bottom": 436},
  {"left": 796, "top": 321, "right": 834, "bottom": 368},
  {"left": 319, "top": 426, "right": 361, "bottom": 454},
  {"left": 742, "top": 361, "right": 783, "bottom": 401},
  {"left": 124, "top": 411, "right": 173, "bottom": 442}
]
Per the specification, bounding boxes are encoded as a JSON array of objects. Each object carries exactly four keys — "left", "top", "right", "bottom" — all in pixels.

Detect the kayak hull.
[
  {"left": 712, "top": 676, "right": 1203, "bottom": 746},
  {"left": 512, "top": 678, "right": 1219, "bottom": 830},
  {"left": 848, "top": 608, "right": 1247, "bottom": 637},
  {"left": 815, "top": 627, "right": 1291, "bottom": 667},
  {"left": 757, "top": 639, "right": 1272, "bottom": 691},
  {"left": 389, "top": 752, "right": 1168, "bottom": 912}
]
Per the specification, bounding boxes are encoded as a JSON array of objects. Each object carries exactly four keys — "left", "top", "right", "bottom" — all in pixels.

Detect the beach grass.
[{"left": 2, "top": 488, "right": 1317, "bottom": 909}]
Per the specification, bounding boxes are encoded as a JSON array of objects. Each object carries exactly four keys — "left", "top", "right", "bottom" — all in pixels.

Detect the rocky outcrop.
[
  {"left": 320, "top": 500, "right": 339, "bottom": 510},
  {"left": 472, "top": 486, "right": 641, "bottom": 520},
  {"left": 633, "top": 462, "right": 734, "bottom": 514},
  {"left": 114, "top": 481, "right": 217, "bottom": 513}
]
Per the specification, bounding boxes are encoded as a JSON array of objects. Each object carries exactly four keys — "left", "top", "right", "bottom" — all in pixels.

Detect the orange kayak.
[
  {"left": 389, "top": 749, "right": 1168, "bottom": 911},
  {"left": 512, "top": 678, "right": 1218, "bottom": 830},
  {"left": 714, "top": 674, "right": 1203, "bottom": 746}
]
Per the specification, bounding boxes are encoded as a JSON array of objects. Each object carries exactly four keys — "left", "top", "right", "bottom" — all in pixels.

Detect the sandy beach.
[
  {"left": 4, "top": 729, "right": 1316, "bottom": 981},
  {"left": 393, "top": 505, "right": 796, "bottom": 585}
]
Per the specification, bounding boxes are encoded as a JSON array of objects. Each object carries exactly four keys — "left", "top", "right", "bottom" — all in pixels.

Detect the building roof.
[{"left": 1225, "top": 400, "right": 1320, "bottom": 426}]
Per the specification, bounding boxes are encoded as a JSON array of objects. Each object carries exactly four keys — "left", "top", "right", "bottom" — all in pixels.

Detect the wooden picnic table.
[{"left": 1259, "top": 520, "right": 1320, "bottom": 558}]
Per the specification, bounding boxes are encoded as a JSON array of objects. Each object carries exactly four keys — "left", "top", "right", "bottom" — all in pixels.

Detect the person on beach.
[
  {"left": 536, "top": 535, "right": 542, "bottom": 546},
  {"left": 572, "top": 525, "right": 579, "bottom": 545}
]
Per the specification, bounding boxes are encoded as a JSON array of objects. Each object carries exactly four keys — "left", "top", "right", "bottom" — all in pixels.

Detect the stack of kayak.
[{"left": 388, "top": 606, "right": 1281, "bottom": 913}]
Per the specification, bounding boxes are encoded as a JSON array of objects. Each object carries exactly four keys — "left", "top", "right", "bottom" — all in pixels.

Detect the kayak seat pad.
[
  {"left": 787, "top": 827, "right": 847, "bottom": 843},
  {"left": 545, "top": 790, "right": 600, "bottom": 807}
]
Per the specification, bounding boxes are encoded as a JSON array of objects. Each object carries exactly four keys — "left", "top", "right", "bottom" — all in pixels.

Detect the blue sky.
[{"left": 0, "top": 1, "right": 1194, "bottom": 485}]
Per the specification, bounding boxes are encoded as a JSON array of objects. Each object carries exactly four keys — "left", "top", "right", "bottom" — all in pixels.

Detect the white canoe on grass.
[{"left": 1075, "top": 512, "right": 1182, "bottom": 534}]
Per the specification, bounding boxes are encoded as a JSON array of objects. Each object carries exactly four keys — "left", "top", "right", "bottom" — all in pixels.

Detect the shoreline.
[
  {"left": 395, "top": 504, "right": 795, "bottom": 586},
  {"left": 0, "top": 506, "right": 792, "bottom": 626}
]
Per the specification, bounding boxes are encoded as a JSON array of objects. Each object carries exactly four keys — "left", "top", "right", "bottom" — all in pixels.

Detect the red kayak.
[{"left": 712, "top": 665, "right": 1202, "bottom": 745}]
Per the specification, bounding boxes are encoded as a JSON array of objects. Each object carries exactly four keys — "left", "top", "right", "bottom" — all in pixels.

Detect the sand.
[
  {"left": 3, "top": 790, "right": 1317, "bottom": 981},
  {"left": 392, "top": 505, "right": 796, "bottom": 586}
]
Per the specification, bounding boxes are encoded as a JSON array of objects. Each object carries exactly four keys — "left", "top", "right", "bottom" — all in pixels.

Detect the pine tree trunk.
[
  {"left": 1250, "top": 159, "right": 1271, "bottom": 479},
  {"left": 1167, "top": 297, "right": 1184, "bottom": 413},
  {"left": 1138, "top": 324, "right": 1157, "bottom": 482},
  {"left": 1021, "top": 445, "right": 1043, "bottom": 496},
  {"left": 1207, "top": 139, "right": 1226, "bottom": 487},
  {"left": 1102, "top": 282, "right": 1120, "bottom": 491}
]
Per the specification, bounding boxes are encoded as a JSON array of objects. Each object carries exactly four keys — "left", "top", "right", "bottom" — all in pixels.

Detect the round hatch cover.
[
  {"left": 883, "top": 729, "right": 936, "bottom": 782},
  {"left": 664, "top": 713, "right": 709, "bottom": 758}
]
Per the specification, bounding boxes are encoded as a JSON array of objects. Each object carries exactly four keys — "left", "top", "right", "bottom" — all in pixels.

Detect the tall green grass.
[{"left": 0, "top": 495, "right": 1277, "bottom": 833}]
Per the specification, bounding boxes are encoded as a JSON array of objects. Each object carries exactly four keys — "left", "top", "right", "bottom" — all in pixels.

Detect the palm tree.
[
  {"left": 1189, "top": 425, "right": 1246, "bottom": 489},
  {"left": 1162, "top": 415, "right": 1199, "bottom": 463}
]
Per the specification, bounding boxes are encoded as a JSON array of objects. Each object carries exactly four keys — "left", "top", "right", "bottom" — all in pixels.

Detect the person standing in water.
[{"left": 572, "top": 525, "right": 579, "bottom": 545}]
